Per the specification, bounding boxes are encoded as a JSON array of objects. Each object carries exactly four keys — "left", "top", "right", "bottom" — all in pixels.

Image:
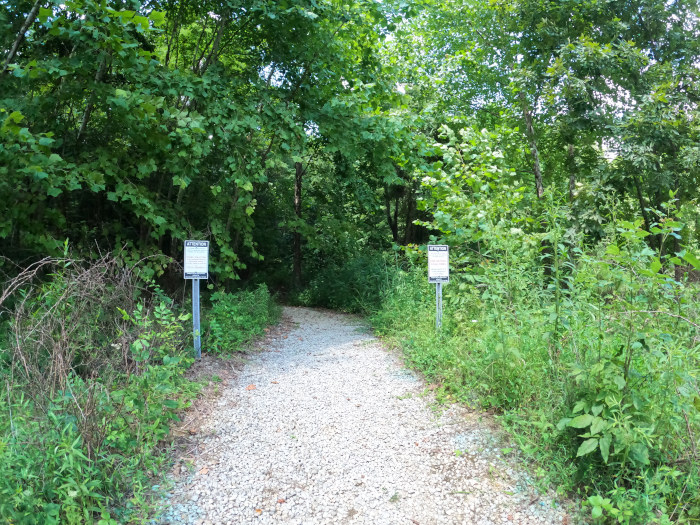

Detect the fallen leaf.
[
  {"left": 188, "top": 429, "right": 197, "bottom": 435},
  {"left": 246, "top": 384, "right": 256, "bottom": 391},
  {"left": 255, "top": 509, "right": 262, "bottom": 515},
  {"left": 298, "top": 337, "right": 303, "bottom": 341},
  {"left": 277, "top": 498, "right": 286, "bottom": 504},
  {"left": 198, "top": 467, "right": 209, "bottom": 475},
  {"left": 283, "top": 335, "right": 288, "bottom": 339},
  {"left": 271, "top": 381, "right": 279, "bottom": 384}
]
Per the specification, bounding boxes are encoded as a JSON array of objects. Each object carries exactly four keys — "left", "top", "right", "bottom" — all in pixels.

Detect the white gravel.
[{"left": 158, "top": 307, "right": 574, "bottom": 525}]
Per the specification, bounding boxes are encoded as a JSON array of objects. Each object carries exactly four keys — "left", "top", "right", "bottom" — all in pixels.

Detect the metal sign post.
[
  {"left": 435, "top": 281, "right": 443, "bottom": 329},
  {"left": 428, "top": 245, "right": 449, "bottom": 330},
  {"left": 184, "top": 240, "right": 209, "bottom": 359},
  {"left": 192, "top": 278, "right": 201, "bottom": 358}
]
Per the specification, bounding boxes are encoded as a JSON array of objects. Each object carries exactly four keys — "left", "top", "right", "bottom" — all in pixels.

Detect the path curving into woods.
[{"left": 158, "top": 307, "right": 573, "bottom": 525}]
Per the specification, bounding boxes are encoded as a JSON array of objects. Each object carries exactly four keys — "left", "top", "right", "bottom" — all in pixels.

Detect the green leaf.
[
  {"left": 47, "top": 187, "right": 62, "bottom": 197},
  {"left": 630, "top": 443, "right": 650, "bottom": 465},
  {"left": 682, "top": 251, "right": 700, "bottom": 269},
  {"left": 149, "top": 10, "right": 166, "bottom": 26},
  {"left": 599, "top": 434, "right": 611, "bottom": 463},
  {"left": 8, "top": 111, "right": 24, "bottom": 124},
  {"left": 38, "top": 7, "right": 52, "bottom": 22},
  {"left": 590, "top": 417, "right": 606, "bottom": 435},
  {"left": 613, "top": 375, "right": 626, "bottom": 390},
  {"left": 567, "top": 414, "right": 594, "bottom": 429},
  {"left": 650, "top": 259, "right": 662, "bottom": 274},
  {"left": 577, "top": 438, "right": 598, "bottom": 457}
]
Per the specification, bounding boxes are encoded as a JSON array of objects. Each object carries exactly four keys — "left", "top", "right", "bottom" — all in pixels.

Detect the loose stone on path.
[{"left": 158, "top": 307, "right": 573, "bottom": 525}]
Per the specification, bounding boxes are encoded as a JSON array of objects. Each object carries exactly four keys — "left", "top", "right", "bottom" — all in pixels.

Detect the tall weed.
[
  {"left": 369, "top": 220, "right": 700, "bottom": 523},
  {"left": 0, "top": 257, "right": 199, "bottom": 523}
]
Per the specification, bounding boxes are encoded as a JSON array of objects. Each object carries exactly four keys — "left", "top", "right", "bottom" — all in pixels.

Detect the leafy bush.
[
  {"left": 368, "top": 216, "right": 700, "bottom": 522},
  {"left": 0, "top": 257, "right": 199, "bottom": 524},
  {"left": 207, "top": 284, "right": 280, "bottom": 354},
  {"left": 368, "top": 125, "right": 700, "bottom": 522},
  {"left": 294, "top": 254, "right": 392, "bottom": 313}
]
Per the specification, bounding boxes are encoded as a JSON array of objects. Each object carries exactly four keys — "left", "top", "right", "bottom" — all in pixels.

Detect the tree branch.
[{"left": 2, "top": 0, "right": 43, "bottom": 74}]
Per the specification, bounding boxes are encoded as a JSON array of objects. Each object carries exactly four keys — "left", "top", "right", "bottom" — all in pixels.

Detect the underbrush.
[
  {"left": 0, "top": 257, "right": 279, "bottom": 523},
  {"left": 308, "top": 222, "right": 700, "bottom": 523},
  {"left": 293, "top": 255, "right": 391, "bottom": 313},
  {"left": 0, "top": 257, "right": 199, "bottom": 523},
  {"left": 207, "top": 284, "right": 281, "bottom": 354}
]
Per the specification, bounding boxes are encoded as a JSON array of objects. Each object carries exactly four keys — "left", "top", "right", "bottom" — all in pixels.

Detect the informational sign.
[
  {"left": 184, "top": 240, "right": 209, "bottom": 279},
  {"left": 184, "top": 240, "right": 209, "bottom": 360},
  {"left": 428, "top": 244, "right": 449, "bottom": 284}
]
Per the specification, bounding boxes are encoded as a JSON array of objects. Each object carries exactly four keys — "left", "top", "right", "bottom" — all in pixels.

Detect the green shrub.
[
  {"left": 295, "top": 254, "right": 392, "bottom": 313},
  {"left": 208, "top": 284, "right": 280, "bottom": 354},
  {"left": 368, "top": 217, "right": 699, "bottom": 523},
  {"left": 0, "top": 257, "right": 200, "bottom": 524}
]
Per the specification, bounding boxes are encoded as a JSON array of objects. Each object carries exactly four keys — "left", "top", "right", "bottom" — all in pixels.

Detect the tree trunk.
[
  {"left": 403, "top": 183, "right": 416, "bottom": 245},
  {"left": 384, "top": 188, "right": 399, "bottom": 243},
  {"left": 293, "top": 161, "right": 304, "bottom": 289},
  {"left": 77, "top": 55, "right": 108, "bottom": 140},
  {"left": 164, "top": 15, "right": 180, "bottom": 67},
  {"left": 567, "top": 143, "right": 576, "bottom": 201},
  {"left": 632, "top": 174, "right": 656, "bottom": 249},
  {"left": 518, "top": 90, "right": 544, "bottom": 199},
  {"left": 200, "top": 18, "right": 226, "bottom": 74},
  {"left": 2, "top": 0, "right": 42, "bottom": 74}
]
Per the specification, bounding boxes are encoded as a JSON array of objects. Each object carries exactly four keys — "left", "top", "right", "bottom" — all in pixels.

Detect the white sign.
[
  {"left": 428, "top": 244, "right": 449, "bottom": 283},
  {"left": 184, "top": 240, "right": 209, "bottom": 279}
]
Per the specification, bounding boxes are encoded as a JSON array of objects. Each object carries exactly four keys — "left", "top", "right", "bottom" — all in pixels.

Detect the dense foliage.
[
  {"left": 2, "top": 0, "right": 700, "bottom": 522},
  {"left": 0, "top": 257, "right": 278, "bottom": 523},
  {"left": 0, "top": 257, "right": 199, "bottom": 523},
  {"left": 208, "top": 284, "right": 280, "bottom": 353}
]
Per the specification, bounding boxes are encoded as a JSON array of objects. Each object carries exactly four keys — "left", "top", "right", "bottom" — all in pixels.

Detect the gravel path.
[{"left": 159, "top": 307, "right": 573, "bottom": 525}]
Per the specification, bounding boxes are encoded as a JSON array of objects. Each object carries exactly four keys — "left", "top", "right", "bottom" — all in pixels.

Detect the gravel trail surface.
[{"left": 159, "top": 307, "right": 572, "bottom": 525}]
